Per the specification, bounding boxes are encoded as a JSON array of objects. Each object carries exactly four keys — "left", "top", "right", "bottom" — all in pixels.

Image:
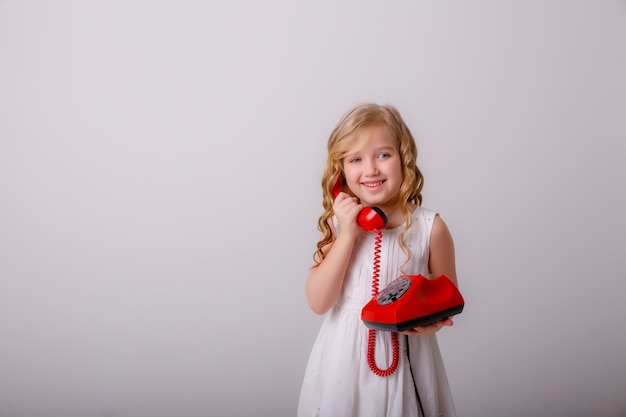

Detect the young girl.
[{"left": 297, "top": 103, "right": 459, "bottom": 417}]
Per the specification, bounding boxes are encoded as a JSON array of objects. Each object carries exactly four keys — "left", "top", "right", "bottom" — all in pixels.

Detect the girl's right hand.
[{"left": 333, "top": 192, "right": 362, "bottom": 238}]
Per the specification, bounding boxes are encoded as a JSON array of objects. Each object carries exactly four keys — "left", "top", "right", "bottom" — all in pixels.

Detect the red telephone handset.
[{"left": 332, "top": 176, "right": 387, "bottom": 232}]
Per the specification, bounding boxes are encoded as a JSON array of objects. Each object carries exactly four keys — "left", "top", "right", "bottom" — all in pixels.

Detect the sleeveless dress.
[{"left": 297, "top": 206, "right": 457, "bottom": 417}]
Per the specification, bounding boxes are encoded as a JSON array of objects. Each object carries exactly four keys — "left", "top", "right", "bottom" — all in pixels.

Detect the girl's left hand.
[{"left": 403, "top": 317, "right": 454, "bottom": 336}]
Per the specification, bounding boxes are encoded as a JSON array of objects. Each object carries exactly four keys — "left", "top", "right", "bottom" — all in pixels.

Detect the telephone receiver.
[
  {"left": 361, "top": 274, "right": 465, "bottom": 332},
  {"left": 332, "top": 176, "right": 387, "bottom": 232}
]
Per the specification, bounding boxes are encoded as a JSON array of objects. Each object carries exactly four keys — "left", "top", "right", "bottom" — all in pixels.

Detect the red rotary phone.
[
  {"left": 331, "top": 175, "right": 465, "bottom": 376},
  {"left": 331, "top": 176, "right": 465, "bottom": 332},
  {"left": 361, "top": 274, "right": 465, "bottom": 332}
]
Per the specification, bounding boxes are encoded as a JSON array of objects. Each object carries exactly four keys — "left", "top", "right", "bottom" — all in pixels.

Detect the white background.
[{"left": 1, "top": 1, "right": 625, "bottom": 416}]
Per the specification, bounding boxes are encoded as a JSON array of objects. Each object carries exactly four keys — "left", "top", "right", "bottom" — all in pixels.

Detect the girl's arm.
[
  {"left": 305, "top": 193, "right": 361, "bottom": 315},
  {"left": 404, "top": 214, "right": 458, "bottom": 335},
  {"left": 428, "top": 214, "right": 457, "bottom": 287}
]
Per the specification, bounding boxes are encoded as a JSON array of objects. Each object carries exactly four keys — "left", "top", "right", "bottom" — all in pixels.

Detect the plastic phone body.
[
  {"left": 332, "top": 176, "right": 387, "bottom": 231},
  {"left": 361, "top": 274, "right": 464, "bottom": 332}
]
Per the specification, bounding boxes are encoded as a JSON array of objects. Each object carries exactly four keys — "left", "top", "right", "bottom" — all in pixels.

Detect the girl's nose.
[{"left": 364, "top": 159, "right": 379, "bottom": 176}]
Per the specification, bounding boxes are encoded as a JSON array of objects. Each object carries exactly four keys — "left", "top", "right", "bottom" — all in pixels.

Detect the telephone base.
[{"left": 362, "top": 304, "right": 464, "bottom": 332}]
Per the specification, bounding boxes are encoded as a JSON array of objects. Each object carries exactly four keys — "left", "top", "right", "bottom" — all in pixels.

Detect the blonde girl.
[{"left": 298, "top": 103, "right": 459, "bottom": 417}]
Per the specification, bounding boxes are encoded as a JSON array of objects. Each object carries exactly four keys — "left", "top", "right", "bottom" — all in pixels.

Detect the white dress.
[{"left": 297, "top": 206, "right": 457, "bottom": 417}]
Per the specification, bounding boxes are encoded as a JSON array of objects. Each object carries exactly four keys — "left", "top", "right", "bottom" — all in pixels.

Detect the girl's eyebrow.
[
  {"left": 344, "top": 142, "right": 397, "bottom": 160},
  {"left": 346, "top": 145, "right": 395, "bottom": 156},
  {"left": 372, "top": 145, "right": 396, "bottom": 153}
]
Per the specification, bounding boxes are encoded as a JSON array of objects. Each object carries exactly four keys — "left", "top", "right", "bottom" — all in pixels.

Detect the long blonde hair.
[{"left": 313, "top": 103, "right": 424, "bottom": 267}]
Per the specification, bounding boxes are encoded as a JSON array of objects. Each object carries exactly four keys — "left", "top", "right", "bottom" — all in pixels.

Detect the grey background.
[{"left": 1, "top": 1, "right": 625, "bottom": 416}]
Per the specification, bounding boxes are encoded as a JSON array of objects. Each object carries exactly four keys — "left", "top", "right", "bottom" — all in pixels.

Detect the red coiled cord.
[{"left": 366, "top": 229, "right": 399, "bottom": 377}]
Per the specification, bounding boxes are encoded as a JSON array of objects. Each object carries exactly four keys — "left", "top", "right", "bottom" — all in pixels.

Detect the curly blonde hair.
[{"left": 313, "top": 103, "right": 424, "bottom": 267}]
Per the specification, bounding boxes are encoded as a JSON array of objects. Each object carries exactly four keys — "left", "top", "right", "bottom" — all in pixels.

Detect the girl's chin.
[{"left": 361, "top": 198, "right": 388, "bottom": 209}]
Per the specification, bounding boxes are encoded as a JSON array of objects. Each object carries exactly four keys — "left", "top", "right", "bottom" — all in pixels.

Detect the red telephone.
[
  {"left": 361, "top": 274, "right": 465, "bottom": 332},
  {"left": 332, "top": 176, "right": 387, "bottom": 231},
  {"left": 331, "top": 175, "right": 465, "bottom": 376}
]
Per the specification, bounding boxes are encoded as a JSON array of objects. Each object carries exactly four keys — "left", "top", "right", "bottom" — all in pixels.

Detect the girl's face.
[{"left": 342, "top": 124, "right": 403, "bottom": 213}]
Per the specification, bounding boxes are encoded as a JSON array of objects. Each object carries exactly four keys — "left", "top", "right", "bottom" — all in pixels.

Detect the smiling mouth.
[{"left": 362, "top": 180, "right": 384, "bottom": 189}]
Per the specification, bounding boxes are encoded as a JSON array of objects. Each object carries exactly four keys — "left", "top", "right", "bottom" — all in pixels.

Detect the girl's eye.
[
  {"left": 348, "top": 157, "right": 361, "bottom": 163},
  {"left": 378, "top": 153, "right": 391, "bottom": 159}
]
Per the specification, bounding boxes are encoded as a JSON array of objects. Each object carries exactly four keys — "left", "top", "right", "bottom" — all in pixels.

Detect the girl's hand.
[
  {"left": 403, "top": 317, "right": 454, "bottom": 336},
  {"left": 333, "top": 192, "right": 362, "bottom": 237}
]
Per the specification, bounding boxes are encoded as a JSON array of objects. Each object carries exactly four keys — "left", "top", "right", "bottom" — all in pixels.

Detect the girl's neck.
[{"left": 380, "top": 201, "right": 416, "bottom": 229}]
